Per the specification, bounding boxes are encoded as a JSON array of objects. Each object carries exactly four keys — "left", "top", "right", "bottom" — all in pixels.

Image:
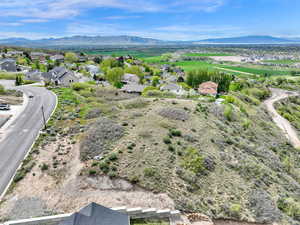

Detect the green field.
[
  {"left": 218, "top": 65, "right": 290, "bottom": 76},
  {"left": 184, "top": 52, "right": 233, "bottom": 57},
  {"left": 170, "top": 61, "right": 216, "bottom": 71},
  {"left": 141, "top": 56, "right": 166, "bottom": 64},
  {"left": 263, "top": 59, "right": 300, "bottom": 64}
]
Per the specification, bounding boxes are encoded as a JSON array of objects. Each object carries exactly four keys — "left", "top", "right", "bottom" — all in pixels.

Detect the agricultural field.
[
  {"left": 184, "top": 52, "right": 234, "bottom": 57},
  {"left": 169, "top": 61, "right": 216, "bottom": 72},
  {"left": 263, "top": 59, "right": 300, "bottom": 64},
  {"left": 218, "top": 65, "right": 291, "bottom": 76}
]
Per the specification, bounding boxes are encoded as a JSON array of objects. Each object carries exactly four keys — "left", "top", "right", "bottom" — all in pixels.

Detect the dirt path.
[
  {"left": 264, "top": 88, "right": 300, "bottom": 149},
  {"left": 213, "top": 66, "right": 254, "bottom": 76}
]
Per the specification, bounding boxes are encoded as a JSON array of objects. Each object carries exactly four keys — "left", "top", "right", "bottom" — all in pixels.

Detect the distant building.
[
  {"left": 121, "top": 73, "right": 140, "bottom": 84},
  {"left": 160, "top": 83, "right": 186, "bottom": 96},
  {"left": 50, "top": 54, "right": 64, "bottom": 62},
  {"left": 86, "top": 65, "right": 101, "bottom": 76},
  {"left": 30, "top": 52, "right": 49, "bottom": 61},
  {"left": 121, "top": 84, "right": 147, "bottom": 94},
  {"left": 59, "top": 203, "right": 129, "bottom": 225},
  {"left": 0, "top": 59, "right": 17, "bottom": 72},
  {"left": 6, "top": 51, "right": 23, "bottom": 58},
  {"left": 198, "top": 81, "right": 218, "bottom": 96}
]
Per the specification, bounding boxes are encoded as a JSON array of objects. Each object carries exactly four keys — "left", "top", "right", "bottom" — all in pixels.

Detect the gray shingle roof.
[{"left": 59, "top": 203, "right": 129, "bottom": 225}]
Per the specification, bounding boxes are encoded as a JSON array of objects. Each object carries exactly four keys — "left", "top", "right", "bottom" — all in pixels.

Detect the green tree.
[
  {"left": 105, "top": 67, "right": 124, "bottom": 88},
  {"left": 124, "top": 65, "right": 144, "bottom": 78},
  {"left": 65, "top": 52, "right": 78, "bottom": 63},
  {"left": 151, "top": 76, "right": 160, "bottom": 87}
]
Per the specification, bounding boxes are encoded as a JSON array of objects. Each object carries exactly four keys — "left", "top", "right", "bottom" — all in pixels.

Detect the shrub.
[
  {"left": 40, "top": 163, "right": 49, "bottom": 171},
  {"left": 108, "top": 153, "right": 118, "bottom": 161},
  {"left": 169, "top": 129, "right": 182, "bottom": 137},
  {"left": 71, "top": 82, "right": 92, "bottom": 91},
  {"left": 99, "top": 161, "right": 110, "bottom": 173},
  {"left": 224, "top": 104, "right": 233, "bottom": 121},
  {"left": 144, "top": 167, "right": 157, "bottom": 177},
  {"left": 163, "top": 137, "right": 171, "bottom": 144},
  {"left": 168, "top": 145, "right": 175, "bottom": 152},
  {"left": 89, "top": 169, "right": 97, "bottom": 175},
  {"left": 181, "top": 147, "right": 205, "bottom": 174},
  {"left": 229, "top": 204, "right": 242, "bottom": 218},
  {"left": 277, "top": 198, "right": 300, "bottom": 220}
]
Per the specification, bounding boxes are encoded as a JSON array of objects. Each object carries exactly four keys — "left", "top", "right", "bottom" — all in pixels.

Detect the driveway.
[
  {"left": 0, "top": 85, "right": 57, "bottom": 198},
  {"left": 264, "top": 88, "right": 300, "bottom": 149}
]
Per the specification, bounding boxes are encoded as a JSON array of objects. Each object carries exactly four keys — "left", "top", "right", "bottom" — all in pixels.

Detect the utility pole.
[{"left": 41, "top": 106, "right": 47, "bottom": 130}]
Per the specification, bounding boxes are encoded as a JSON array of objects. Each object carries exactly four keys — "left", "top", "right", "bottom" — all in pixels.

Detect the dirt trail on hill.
[{"left": 264, "top": 88, "right": 300, "bottom": 149}]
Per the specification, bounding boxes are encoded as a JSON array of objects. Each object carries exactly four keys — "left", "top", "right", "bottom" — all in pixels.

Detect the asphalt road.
[
  {"left": 0, "top": 85, "right": 57, "bottom": 197},
  {"left": 264, "top": 88, "right": 300, "bottom": 149}
]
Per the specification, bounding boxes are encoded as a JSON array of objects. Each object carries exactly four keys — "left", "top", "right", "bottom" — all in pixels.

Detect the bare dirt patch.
[{"left": 0, "top": 134, "right": 175, "bottom": 221}]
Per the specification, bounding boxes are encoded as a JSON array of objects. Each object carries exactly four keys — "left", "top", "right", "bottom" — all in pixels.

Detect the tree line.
[{"left": 186, "top": 69, "right": 234, "bottom": 93}]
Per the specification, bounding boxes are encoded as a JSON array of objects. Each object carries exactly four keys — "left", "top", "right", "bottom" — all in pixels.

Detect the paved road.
[
  {"left": 264, "top": 88, "right": 300, "bottom": 149},
  {"left": 0, "top": 85, "right": 57, "bottom": 197}
]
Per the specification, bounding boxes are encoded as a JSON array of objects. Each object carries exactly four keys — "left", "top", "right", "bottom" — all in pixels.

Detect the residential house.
[
  {"left": 6, "top": 51, "right": 23, "bottom": 58},
  {"left": 121, "top": 73, "right": 140, "bottom": 84},
  {"left": 59, "top": 202, "right": 129, "bottom": 225},
  {"left": 42, "top": 66, "right": 79, "bottom": 86},
  {"left": 160, "top": 83, "right": 186, "bottom": 96},
  {"left": 50, "top": 54, "right": 64, "bottom": 63},
  {"left": 86, "top": 65, "right": 101, "bottom": 76},
  {"left": 0, "top": 59, "right": 17, "bottom": 72},
  {"left": 30, "top": 52, "right": 49, "bottom": 61},
  {"left": 198, "top": 81, "right": 218, "bottom": 96},
  {"left": 121, "top": 84, "right": 147, "bottom": 94},
  {"left": 25, "top": 70, "right": 42, "bottom": 82}
]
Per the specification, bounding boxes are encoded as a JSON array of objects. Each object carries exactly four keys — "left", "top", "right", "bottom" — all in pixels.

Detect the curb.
[{"left": 0, "top": 89, "right": 58, "bottom": 201}]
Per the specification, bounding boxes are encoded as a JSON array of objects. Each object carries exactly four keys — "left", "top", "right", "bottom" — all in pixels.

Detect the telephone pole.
[{"left": 41, "top": 106, "right": 47, "bottom": 130}]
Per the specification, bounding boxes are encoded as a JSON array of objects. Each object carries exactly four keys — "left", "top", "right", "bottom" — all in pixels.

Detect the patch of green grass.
[
  {"left": 171, "top": 61, "right": 216, "bottom": 72},
  {"left": 263, "top": 59, "right": 300, "bottom": 65},
  {"left": 0, "top": 73, "right": 24, "bottom": 80}
]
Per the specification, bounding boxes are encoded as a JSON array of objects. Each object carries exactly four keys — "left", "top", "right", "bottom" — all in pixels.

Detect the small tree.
[
  {"left": 105, "top": 67, "right": 124, "bottom": 88},
  {"left": 65, "top": 52, "right": 78, "bottom": 63}
]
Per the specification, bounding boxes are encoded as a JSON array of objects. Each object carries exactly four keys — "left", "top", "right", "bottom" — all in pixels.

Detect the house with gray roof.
[
  {"left": 121, "top": 84, "right": 147, "bottom": 94},
  {"left": 121, "top": 73, "right": 140, "bottom": 84},
  {"left": 160, "top": 83, "right": 186, "bottom": 96},
  {"left": 0, "top": 59, "right": 17, "bottom": 72},
  {"left": 59, "top": 203, "right": 129, "bottom": 225},
  {"left": 50, "top": 54, "right": 65, "bottom": 62},
  {"left": 86, "top": 65, "right": 101, "bottom": 76},
  {"left": 42, "top": 66, "right": 79, "bottom": 86}
]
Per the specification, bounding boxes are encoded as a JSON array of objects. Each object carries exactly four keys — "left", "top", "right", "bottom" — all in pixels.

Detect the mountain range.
[{"left": 0, "top": 35, "right": 299, "bottom": 47}]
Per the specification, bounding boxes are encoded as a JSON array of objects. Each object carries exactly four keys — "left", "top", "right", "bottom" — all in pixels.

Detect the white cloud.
[
  {"left": 64, "top": 21, "right": 246, "bottom": 41},
  {"left": 103, "top": 16, "right": 141, "bottom": 20},
  {"left": 0, "top": 0, "right": 226, "bottom": 20},
  {"left": 20, "top": 19, "right": 49, "bottom": 23},
  {"left": 0, "top": 31, "right": 60, "bottom": 39}
]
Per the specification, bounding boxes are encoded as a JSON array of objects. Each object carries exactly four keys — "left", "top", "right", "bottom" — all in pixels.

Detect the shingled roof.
[{"left": 59, "top": 203, "right": 129, "bottom": 225}]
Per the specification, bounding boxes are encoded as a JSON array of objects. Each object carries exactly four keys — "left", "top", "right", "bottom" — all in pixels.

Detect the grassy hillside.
[{"left": 2, "top": 82, "right": 299, "bottom": 224}]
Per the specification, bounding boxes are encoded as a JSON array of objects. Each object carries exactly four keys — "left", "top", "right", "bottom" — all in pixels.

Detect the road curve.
[
  {"left": 0, "top": 85, "right": 57, "bottom": 197},
  {"left": 264, "top": 88, "right": 300, "bottom": 149}
]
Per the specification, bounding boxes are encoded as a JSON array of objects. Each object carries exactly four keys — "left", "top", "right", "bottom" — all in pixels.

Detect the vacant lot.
[{"left": 1, "top": 84, "right": 299, "bottom": 225}]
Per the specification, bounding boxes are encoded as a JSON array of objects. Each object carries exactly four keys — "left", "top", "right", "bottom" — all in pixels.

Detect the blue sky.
[{"left": 0, "top": 0, "right": 299, "bottom": 40}]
